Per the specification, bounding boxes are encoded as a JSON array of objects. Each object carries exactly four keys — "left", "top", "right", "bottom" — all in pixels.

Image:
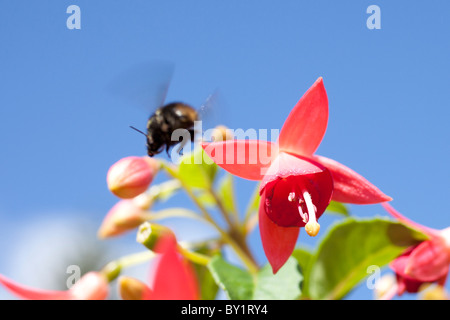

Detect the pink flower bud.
[
  {"left": 211, "top": 125, "right": 233, "bottom": 142},
  {"left": 107, "top": 156, "right": 159, "bottom": 199},
  {"left": 70, "top": 272, "right": 109, "bottom": 300},
  {"left": 118, "top": 276, "right": 152, "bottom": 300},
  {"left": 419, "top": 284, "right": 449, "bottom": 300},
  {"left": 98, "top": 199, "right": 148, "bottom": 238}
]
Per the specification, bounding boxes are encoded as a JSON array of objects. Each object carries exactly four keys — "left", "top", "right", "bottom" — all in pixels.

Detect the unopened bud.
[
  {"left": 211, "top": 125, "right": 233, "bottom": 142},
  {"left": 98, "top": 199, "right": 148, "bottom": 238},
  {"left": 136, "top": 221, "right": 175, "bottom": 251},
  {"left": 70, "top": 272, "right": 109, "bottom": 300},
  {"left": 419, "top": 284, "right": 449, "bottom": 300},
  {"left": 100, "top": 261, "right": 122, "bottom": 283},
  {"left": 107, "top": 156, "right": 159, "bottom": 199},
  {"left": 374, "top": 273, "right": 397, "bottom": 300},
  {"left": 118, "top": 276, "right": 152, "bottom": 300}
]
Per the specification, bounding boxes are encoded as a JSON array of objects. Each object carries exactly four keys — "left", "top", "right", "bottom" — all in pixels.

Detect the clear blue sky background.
[{"left": 0, "top": 1, "right": 449, "bottom": 300}]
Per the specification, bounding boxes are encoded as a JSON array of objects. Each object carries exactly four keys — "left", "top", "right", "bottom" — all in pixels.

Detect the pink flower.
[
  {"left": 119, "top": 235, "right": 199, "bottom": 300},
  {"left": 107, "top": 156, "right": 159, "bottom": 199},
  {"left": 0, "top": 272, "right": 109, "bottom": 300},
  {"left": 203, "top": 78, "right": 391, "bottom": 273},
  {"left": 383, "top": 203, "right": 450, "bottom": 296}
]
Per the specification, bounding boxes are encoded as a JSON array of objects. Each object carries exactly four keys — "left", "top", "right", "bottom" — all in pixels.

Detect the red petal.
[
  {"left": 390, "top": 246, "right": 415, "bottom": 277},
  {"left": 260, "top": 152, "right": 326, "bottom": 191},
  {"left": 406, "top": 239, "right": 450, "bottom": 282},
  {"left": 278, "top": 77, "right": 328, "bottom": 157},
  {"left": 381, "top": 203, "right": 439, "bottom": 237},
  {"left": 261, "top": 153, "right": 333, "bottom": 227},
  {"left": 395, "top": 273, "right": 424, "bottom": 295},
  {"left": 390, "top": 247, "right": 425, "bottom": 294},
  {"left": 202, "top": 140, "right": 278, "bottom": 180},
  {"left": 0, "top": 274, "right": 72, "bottom": 300},
  {"left": 259, "top": 192, "right": 300, "bottom": 274},
  {"left": 147, "top": 235, "right": 199, "bottom": 300},
  {"left": 313, "top": 155, "right": 392, "bottom": 204}
]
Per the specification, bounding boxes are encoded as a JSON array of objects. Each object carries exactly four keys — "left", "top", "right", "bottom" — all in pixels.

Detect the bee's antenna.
[{"left": 129, "top": 126, "right": 147, "bottom": 136}]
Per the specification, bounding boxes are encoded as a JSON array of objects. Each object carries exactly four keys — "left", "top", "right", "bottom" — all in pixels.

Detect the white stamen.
[
  {"left": 298, "top": 205, "right": 308, "bottom": 223},
  {"left": 288, "top": 192, "right": 296, "bottom": 202},
  {"left": 302, "top": 191, "right": 316, "bottom": 223},
  {"left": 303, "top": 190, "right": 320, "bottom": 237}
]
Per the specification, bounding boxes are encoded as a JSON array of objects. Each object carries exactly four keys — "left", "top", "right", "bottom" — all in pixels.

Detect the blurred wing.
[
  {"left": 197, "top": 89, "right": 226, "bottom": 135},
  {"left": 107, "top": 60, "right": 175, "bottom": 111}
]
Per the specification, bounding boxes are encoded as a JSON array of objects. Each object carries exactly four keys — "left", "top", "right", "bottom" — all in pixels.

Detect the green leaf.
[
  {"left": 291, "top": 247, "right": 314, "bottom": 299},
  {"left": 178, "top": 148, "right": 218, "bottom": 189},
  {"left": 207, "top": 256, "right": 302, "bottom": 300},
  {"left": 196, "top": 191, "right": 216, "bottom": 207},
  {"left": 253, "top": 258, "right": 303, "bottom": 300},
  {"left": 217, "top": 174, "right": 237, "bottom": 215},
  {"left": 325, "top": 201, "right": 349, "bottom": 217},
  {"left": 306, "top": 217, "right": 428, "bottom": 300},
  {"left": 192, "top": 247, "right": 220, "bottom": 300},
  {"left": 207, "top": 256, "right": 254, "bottom": 300},
  {"left": 248, "top": 184, "right": 261, "bottom": 213},
  {"left": 292, "top": 247, "right": 313, "bottom": 274},
  {"left": 244, "top": 183, "right": 261, "bottom": 221}
]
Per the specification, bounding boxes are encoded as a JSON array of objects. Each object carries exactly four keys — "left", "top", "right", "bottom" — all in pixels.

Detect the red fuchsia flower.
[
  {"left": 0, "top": 271, "right": 109, "bottom": 300},
  {"left": 382, "top": 203, "right": 450, "bottom": 297},
  {"left": 107, "top": 156, "right": 159, "bottom": 199},
  {"left": 119, "top": 234, "right": 199, "bottom": 300},
  {"left": 202, "top": 78, "right": 391, "bottom": 273}
]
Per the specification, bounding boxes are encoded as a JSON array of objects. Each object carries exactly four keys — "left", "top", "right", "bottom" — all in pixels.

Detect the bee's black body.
[{"left": 146, "top": 102, "right": 198, "bottom": 156}]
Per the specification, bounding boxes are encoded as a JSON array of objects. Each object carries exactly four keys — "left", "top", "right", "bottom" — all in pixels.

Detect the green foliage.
[
  {"left": 325, "top": 201, "right": 350, "bottom": 217},
  {"left": 217, "top": 173, "right": 238, "bottom": 215},
  {"left": 207, "top": 256, "right": 303, "bottom": 300},
  {"left": 246, "top": 184, "right": 261, "bottom": 215},
  {"left": 303, "top": 217, "right": 428, "bottom": 300},
  {"left": 145, "top": 179, "right": 180, "bottom": 204},
  {"left": 178, "top": 148, "right": 218, "bottom": 189},
  {"left": 191, "top": 246, "right": 221, "bottom": 300}
]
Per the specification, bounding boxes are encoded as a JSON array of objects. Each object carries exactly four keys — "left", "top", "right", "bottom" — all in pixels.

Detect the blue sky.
[{"left": 0, "top": 1, "right": 449, "bottom": 300}]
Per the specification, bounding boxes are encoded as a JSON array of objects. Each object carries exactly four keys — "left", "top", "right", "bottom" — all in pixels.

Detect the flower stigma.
[{"left": 302, "top": 190, "right": 320, "bottom": 237}]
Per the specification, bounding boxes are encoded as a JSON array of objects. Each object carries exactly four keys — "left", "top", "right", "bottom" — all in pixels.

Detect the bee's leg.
[
  {"left": 165, "top": 144, "right": 173, "bottom": 158},
  {"left": 175, "top": 139, "right": 188, "bottom": 156},
  {"left": 189, "top": 128, "right": 197, "bottom": 142}
]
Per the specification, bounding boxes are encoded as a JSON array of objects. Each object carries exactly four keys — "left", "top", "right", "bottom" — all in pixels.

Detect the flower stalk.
[{"left": 160, "top": 161, "right": 259, "bottom": 274}]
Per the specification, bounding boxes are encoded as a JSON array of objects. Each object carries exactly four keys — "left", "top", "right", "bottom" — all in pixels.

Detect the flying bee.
[
  {"left": 131, "top": 101, "right": 199, "bottom": 157},
  {"left": 110, "top": 61, "right": 218, "bottom": 157}
]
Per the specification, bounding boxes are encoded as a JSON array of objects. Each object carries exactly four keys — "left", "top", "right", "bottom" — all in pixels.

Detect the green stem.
[
  {"left": 143, "top": 208, "right": 213, "bottom": 226},
  {"left": 207, "top": 187, "right": 237, "bottom": 231},
  {"left": 177, "top": 244, "right": 211, "bottom": 266},
  {"left": 245, "top": 213, "right": 259, "bottom": 235},
  {"left": 242, "top": 183, "right": 260, "bottom": 228},
  {"left": 207, "top": 187, "right": 257, "bottom": 266},
  {"left": 101, "top": 251, "right": 155, "bottom": 282},
  {"left": 160, "top": 161, "right": 259, "bottom": 274}
]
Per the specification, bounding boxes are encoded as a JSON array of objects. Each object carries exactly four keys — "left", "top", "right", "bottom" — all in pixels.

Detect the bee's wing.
[
  {"left": 107, "top": 60, "right": 174, "bottom": 112},
  {"left": 196, "top": 89, "right": 229, "bottom": 141}
]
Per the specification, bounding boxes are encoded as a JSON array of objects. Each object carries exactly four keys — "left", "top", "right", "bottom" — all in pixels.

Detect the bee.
[
  {"left": 131, "top": 102, "right": 199, "bottom": 157},
  {"left": 111, "top": 61, "right": 216, "bottom": 157}
]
